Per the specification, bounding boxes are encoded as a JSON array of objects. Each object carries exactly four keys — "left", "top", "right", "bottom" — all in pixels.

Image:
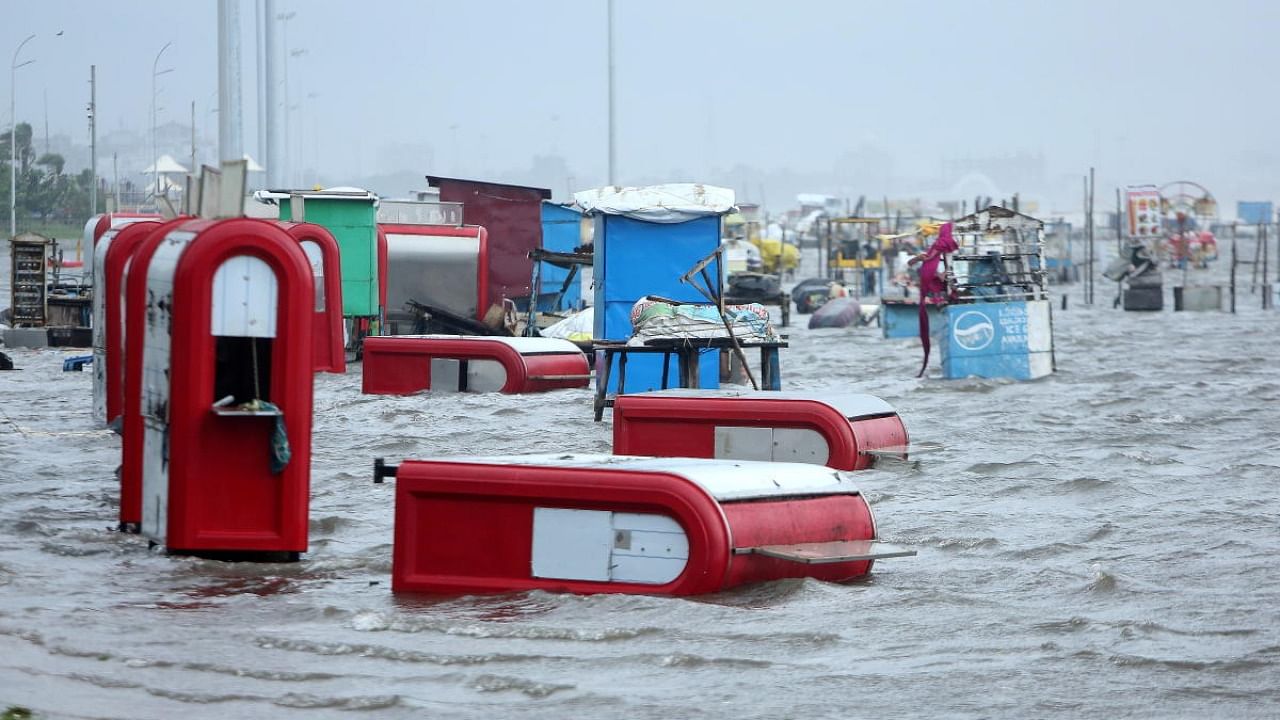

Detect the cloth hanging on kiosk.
[
  {"left": 915, "top": 222, "right": 958, "bottom": 378},
  {"left": 236, "top": 399, "right": 291, "bottom": 473}
]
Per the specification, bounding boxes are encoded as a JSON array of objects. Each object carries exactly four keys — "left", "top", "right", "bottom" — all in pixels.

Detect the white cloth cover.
[{"left": 573, "top": 184, "right": 735, "bottom": 223}]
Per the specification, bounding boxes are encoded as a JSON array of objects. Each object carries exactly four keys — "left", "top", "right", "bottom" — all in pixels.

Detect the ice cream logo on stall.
[{"left": 952, "top": 310, "right": 995, "bottom": 352}]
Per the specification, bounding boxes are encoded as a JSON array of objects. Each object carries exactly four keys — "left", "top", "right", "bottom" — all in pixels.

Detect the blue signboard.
[
  {"left": 1237, "top": 201, "right": 1274, "bottom": 225},
  {"left": 940, "top": 300, "right": 1053, "bottom": 380}
]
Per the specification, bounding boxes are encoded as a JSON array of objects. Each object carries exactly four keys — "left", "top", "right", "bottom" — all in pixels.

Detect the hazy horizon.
[{"left": 6, "top": 0, "right": 1280, "bottom": 214}]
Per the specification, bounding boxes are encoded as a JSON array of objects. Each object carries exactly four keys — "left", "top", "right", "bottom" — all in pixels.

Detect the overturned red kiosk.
[
  {"left": 361, "top": 335, "right": 590, "bottom": 395},
  {"left": 377, "top": 453, "right": 914, "bottom": 596},
  {"left": 612, "top": 389, "right": 909, "bottom": 471},
  {"left": 121, "top": 217, "right": 314, "bottom": 558}
]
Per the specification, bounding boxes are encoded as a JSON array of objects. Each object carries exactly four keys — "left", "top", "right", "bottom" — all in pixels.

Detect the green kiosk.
[{"left": 275, "top": 188, "right": 382, "bottom": 348}]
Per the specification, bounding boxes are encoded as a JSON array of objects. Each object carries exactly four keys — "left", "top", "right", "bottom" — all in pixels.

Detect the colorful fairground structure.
[
  {"left": 1106, "top": 181, "right": 1220, "bottom": 311},
  {"left": 1156, "top": 181, "right": 1219, "bottom": 270}
]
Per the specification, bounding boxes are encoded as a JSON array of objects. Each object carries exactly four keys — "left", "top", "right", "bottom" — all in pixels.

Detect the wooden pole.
[
  {"left": 1251, "top": 224, "right": 1262, "bottom": 293},
  {"left": 1082, "top": 176, "right": 1088, "bottom": 305},
  {"left": 1264, "top": 220, "right": 1271, "bottom": 310},
  {"left": 1114, "top": 187, "right": 1123, "bottom": 258},
  {"left": 1230, "top": 225, "right": 1237, "bottom": 313},
  {"left": 1088, "top": 167, "right": 1095, "bottom": 305}
]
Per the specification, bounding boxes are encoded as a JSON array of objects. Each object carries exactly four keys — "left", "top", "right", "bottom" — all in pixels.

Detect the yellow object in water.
[
  {"left": 752, "top": 237, "right": 780, "bottom": 273},
  {"left": 779, "top": 242, "right": 799, "bottom": 271}
]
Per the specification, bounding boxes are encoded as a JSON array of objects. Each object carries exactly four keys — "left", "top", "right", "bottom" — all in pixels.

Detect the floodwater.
[{"left": 1, "top": 244, "right": 1279, "bottom": 719}]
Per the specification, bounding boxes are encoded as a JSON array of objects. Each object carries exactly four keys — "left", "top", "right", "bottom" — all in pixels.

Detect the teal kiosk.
[{"left": 274, "top": 188, "right": 381, "bottom": 342}]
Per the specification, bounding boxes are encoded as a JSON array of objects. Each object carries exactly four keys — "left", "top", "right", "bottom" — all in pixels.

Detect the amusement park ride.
[
  {"left": 1154, "top": 181, "right": 1219, "bottom": 271},
  {"left": 1110, "top": 180, "right": 1220, "bottom": 311}
]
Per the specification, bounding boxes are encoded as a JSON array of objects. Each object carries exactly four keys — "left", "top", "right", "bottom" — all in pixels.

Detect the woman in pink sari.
[{"left": 907, "top": 222, "right": 958, "bottom": 377}]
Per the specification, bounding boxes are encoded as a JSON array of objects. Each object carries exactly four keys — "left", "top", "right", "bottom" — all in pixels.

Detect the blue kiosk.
[
  {"left": 536, "top": 202, "right": 586, "bottom": 312},
  {"left": 581, "top": 184, "right": 734, "bottom": 400},
  {"left": 936, "top": 206, "right": 1054, "bottom": 381}
]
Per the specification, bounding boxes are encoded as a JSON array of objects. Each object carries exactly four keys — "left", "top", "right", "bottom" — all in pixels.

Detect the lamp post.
[
  {"left": 151, "top": 41, "right": 174, "bottom": 203},
  {"left": 276, "top": 10, "right": 296, "bottom": 186},
  {"left": 10, "top": 33, "right": 35, "bottom": 237},
  {"left": 606, "top": 0, "right": 616, "bottom": 187},
  {"left": 287, "top": 47, "right": 306, "bottom": 186}
]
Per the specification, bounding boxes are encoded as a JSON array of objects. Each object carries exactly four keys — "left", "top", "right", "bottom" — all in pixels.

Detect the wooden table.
[{"left": 593, "top": 337, "right": 788, "bottom": 421}]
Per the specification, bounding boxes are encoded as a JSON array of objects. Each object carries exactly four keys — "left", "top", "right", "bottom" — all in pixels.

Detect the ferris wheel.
[
  {"left": 1157, "top": 180, "right": 1219, "bottom": 268},
  {"left": 1158, "top": 180, "right": 1217, "bottom": 230}
]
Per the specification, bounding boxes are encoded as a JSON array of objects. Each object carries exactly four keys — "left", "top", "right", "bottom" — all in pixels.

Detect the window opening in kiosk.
[
  {"left": 300, "top": 240, "right": 325, "bottom": 312},
  {"left": 213, "top": 336, "right": 273, "bottom": 408},
  {"left": 209, "top": 254, "right": 281, "bottom": 416}
]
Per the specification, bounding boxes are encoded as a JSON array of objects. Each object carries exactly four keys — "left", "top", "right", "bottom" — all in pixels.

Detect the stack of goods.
[{"left": 628, "top": 297, "right": 777, "bottom": 345}]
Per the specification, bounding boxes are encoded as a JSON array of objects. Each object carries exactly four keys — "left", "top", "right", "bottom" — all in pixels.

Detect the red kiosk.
[
  {"left": 120, "top": 219, "right": 314, "bottom": 559},
  {"left": 130, "top": 217, "right": 314, "bottom": 557},
  {"left": 92, "top": 217, "right": 163, "bottom": 426},
  {"left": 612, "top": 390, "right": 908, "bottom": 471},
  {"left": 83, "top": 212, "right": 163, "bottom": 249},
  {"left": 361, "top": 335, "right": 590, "bottom": 395},
  {"left": 275, "top": 221, "right": 346, "bottom": 373},
  {"left": 377, "top": 453, "right": 914, "bottom": 596}
]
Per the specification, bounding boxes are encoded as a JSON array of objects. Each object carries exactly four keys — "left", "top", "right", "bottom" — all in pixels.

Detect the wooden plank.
[{"left": 743, "top": 540, "right": 916, "bottom": 564}]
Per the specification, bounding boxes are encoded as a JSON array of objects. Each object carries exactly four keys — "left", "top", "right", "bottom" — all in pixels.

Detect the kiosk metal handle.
[{"left": 373, "top": 458, "right": 399, "bottom": 484}]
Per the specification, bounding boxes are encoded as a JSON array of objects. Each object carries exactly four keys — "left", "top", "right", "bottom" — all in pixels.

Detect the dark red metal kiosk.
[
  {"left": 377, "top": 454, "right": 914, "bottom": 596},
  {"left": 122, "top": 218, "right": 314, "bottom": 558},
  {"left": 426, "top": 176, "right": 550, "bottom": 315},
  {"left": 612, "top": 390, "right": 908, "bottom": 471}
]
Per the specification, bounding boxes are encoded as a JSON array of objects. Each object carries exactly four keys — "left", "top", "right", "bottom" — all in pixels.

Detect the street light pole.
[
  {"left": 606, "top": 0, "right": 616, "bottom": 187},
  {"left": 277, "top": 10, "right": 296, "bottom": 187},
  {"left": 10, "top": 33, "right": 36, "bottom": 237},
  {"left": 152, "top": 41, "right": 173, "bottom": 204},
  {"left": 89, "top": 64, "right": 97, "bottom": 215},
  {"left": 288, "top": 47, "right": 306, "bottom": 186}
]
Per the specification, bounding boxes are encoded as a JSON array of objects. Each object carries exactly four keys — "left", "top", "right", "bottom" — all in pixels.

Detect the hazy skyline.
[{"left": 6, "top": 0, "right": 1280, "bottom": 213}]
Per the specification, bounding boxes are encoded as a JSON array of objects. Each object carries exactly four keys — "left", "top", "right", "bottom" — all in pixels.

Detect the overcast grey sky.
[{"left": 6, "top": 0, "right": 1280, "bottom": 212}]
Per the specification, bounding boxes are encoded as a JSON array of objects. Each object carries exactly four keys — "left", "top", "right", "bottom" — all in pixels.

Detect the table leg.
[
  {"left": 594, "top": 349, "right": 613, "bottom": 422},
  {"left": 683, "top": 349, "right": 701, "bottom": 388},
  {"left": 762, "top": 347, "right": 781, "bottom": 390},
  {"left": 660, "top": 350, "right": 671, "bottom": 389}
]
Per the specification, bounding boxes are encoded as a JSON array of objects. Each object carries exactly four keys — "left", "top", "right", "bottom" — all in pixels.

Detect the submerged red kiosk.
[
  {"left": 379, "top": 454, "right": 914, "bottom": 596},
  {"left": 122, "top": 218, "right": 314, "bottom": 557},
  {"left": 612, "top": 390, "right": 908, "bottom": 471},
  {"left": 361, "top": 335, "right": 590, "bottom": 395}
]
